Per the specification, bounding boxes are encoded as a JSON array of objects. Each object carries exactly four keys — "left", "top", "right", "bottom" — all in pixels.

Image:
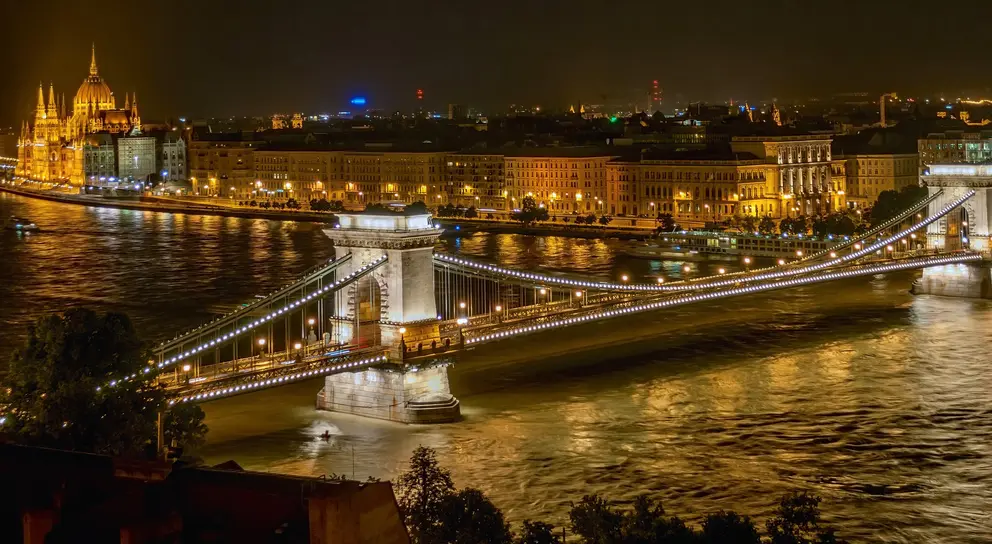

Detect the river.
[{"left": 1, "top": 192, "right": 990, "bottom": 543}]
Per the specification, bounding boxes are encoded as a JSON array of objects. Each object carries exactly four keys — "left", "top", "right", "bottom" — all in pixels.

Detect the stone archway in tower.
[
  {"left": 354, "top": 274, "right": 383, "bottom": 347},
  {"left": 944, "top": 207, "right": 969, "bottom": 251}
]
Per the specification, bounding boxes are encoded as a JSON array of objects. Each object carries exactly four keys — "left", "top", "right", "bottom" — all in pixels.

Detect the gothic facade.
[{"left": 16, "top": 44, "right": 140, "bottom": 185}]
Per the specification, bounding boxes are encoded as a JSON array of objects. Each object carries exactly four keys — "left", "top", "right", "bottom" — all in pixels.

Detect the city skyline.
[{"left": 3, "top": 0, "right": 991, "bottom": 125}]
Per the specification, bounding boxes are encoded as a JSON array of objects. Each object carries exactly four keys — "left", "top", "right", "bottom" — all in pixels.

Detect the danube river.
[{"left": 1, "top": 192, "right": 990, "bottom": 543}]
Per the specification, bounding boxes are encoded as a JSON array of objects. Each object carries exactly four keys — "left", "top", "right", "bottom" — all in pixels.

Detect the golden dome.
[{"left": 74, "top": 44, "right": 114, "bottom": 110}]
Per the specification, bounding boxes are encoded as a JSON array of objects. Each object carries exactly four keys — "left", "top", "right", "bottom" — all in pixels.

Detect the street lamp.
[
  {"left": 778, "top": 259, "right": 786, "bottom": 265},
  {"left": 459, "top": 301, "right": 466, "bottom": 309},
  {"left": 494, "top": 305, "right": 502, "bottom": 312},
  {"left": 621, "top": 274, "right": 629, "bottom": 282},
  {"left": 718, "top": 268, "right": 726, "bottom": 274},
  {"left": 539, "top": 288, "right": 547, "bottom": 296},
  {"left": 656, "top": 277, "right": 664, "bottom": 284}
]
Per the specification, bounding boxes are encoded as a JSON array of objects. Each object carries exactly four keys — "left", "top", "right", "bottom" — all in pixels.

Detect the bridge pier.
[
  {"left": 315, "top": 362, "right": 460, "bottom": 424},
  {"left": 912, "top": 262, "right": 992, "bottom": 299}
]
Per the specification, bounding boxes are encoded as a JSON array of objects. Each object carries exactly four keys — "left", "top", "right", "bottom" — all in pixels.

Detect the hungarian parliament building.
[{"left": 16, "top": 45, "right": 142, "bottom": 185}]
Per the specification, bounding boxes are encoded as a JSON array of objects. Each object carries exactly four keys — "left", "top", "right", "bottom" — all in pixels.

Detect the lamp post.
[{"left": 256, "top": 337, "right": 266, "bottom": 370}]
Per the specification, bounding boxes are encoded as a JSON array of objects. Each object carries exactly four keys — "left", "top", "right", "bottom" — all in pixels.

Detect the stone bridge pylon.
[{"left": 318, "top": 212, "right": 460, "bottom": 423}]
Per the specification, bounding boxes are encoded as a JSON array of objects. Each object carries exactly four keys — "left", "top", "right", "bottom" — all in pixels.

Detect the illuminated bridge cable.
[
  {"left": 627, "top": 188, "right": 948, "bottom": 287},
  {"left": 170, "top": 354, "right": 389, "bottom": 405},
  {"left": 155, "top": 253, "right": 353, "bottom": 355},
  {"left": 433, "top": 190, "right": 973, "bottom": 297},
  {"left": 100, "top": 256, "right": 388, "bottom": 391},
  {"left": 654, "top": 189, "right": 976, "bottom": 293},
  {"left": 463, "top": 253, "right": 982, "bottom": 347}
]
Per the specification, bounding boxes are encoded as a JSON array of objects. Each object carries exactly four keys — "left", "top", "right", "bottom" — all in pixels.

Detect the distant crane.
[{"left": 879, "top": 92, "right": 897, "bottom": 127}]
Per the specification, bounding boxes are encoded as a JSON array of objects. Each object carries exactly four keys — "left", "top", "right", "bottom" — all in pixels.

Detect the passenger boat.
[
  {"left": 6, "top": 216, "right": 40, "bottom": 233},
  {"left": 624, "top": 231, "right": 846, "bottom": 260}
]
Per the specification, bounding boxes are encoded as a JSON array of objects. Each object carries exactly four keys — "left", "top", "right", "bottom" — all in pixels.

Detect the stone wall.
[
  {"left": 912, "top": 262, "right": 992, "bottom": 299},
  {"left": 317, "top": 365, "right": 460, "bottom": 424}
]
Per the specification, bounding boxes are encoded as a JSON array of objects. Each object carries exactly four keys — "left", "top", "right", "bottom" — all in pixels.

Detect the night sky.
[{"left": 2, "top": 0, "right": 990, "bottom": 125}]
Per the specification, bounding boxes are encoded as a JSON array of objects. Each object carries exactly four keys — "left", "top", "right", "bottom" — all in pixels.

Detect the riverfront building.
[{"left": 16, "top": 45, "right": 141, "bottom": 185}]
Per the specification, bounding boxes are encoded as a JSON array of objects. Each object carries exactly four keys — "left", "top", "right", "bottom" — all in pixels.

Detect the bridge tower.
[
  {"left": 913, "top": 164, "right": 992, "bottom": 298},
  {"left": 317, "top": 212, "right": 460, "bottom": 423}
]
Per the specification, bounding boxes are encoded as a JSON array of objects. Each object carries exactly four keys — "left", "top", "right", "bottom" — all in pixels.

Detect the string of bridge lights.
[
  {"left": 436, "top": 190, "right": 974, "bottom": 296},
  {"left": 797, "top": 190, "right": 943, "bottom": 263},
  {"left": 660, "top": 190, "right": 976, "bottom": 292},
  {"left": 690, "top": 190, "right": 945, "bottom": 284},
  {"left": 170, "top": 354, "right": 388, "bottom": 404},
  {"left": 98, "top": 256, "right": 388, "bottom": 391},
  {"left": 157, "top": 254, "right": 352, "bottom": 351},
  {"left": 464, "top": 254, "right": 982, "bottom": 346}
]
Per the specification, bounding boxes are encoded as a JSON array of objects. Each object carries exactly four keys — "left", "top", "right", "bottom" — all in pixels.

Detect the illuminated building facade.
[
  {"left": 117, "top": 136, "right": 156, "bottom": 181},
  {"left": 918, "top": 129, "right": 992, "bottom": 174},
  {"left": 16, "top": 45, "right": 140, "bottom": 185},
  {"left": 188, "top": 132, "right": 258, "bottom": 197},
  {"left": 730, "top": 135, "right": 839, "bottom": 217},
  {"left": 341, "top": 150, "right": 445, "bottom": 206},
  {"left": 842, "top": 154, "right": 918, "bottom": 208},
  {"left": 504, "top": 149, "right": 611, "bottom": 215},
  {"left": 253, "top": 148, "right": 347, "bottom": 203},
  {"left": 82, "top": 133, "right": 115, "bottom": 181},
  {"left": 444, "top": 153, "right": 505, "bottom": 210},
  {"left": 160, "top": 132, "right": 187, "bottom": 183}
]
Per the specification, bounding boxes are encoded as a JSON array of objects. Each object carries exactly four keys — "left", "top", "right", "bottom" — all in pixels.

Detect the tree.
[
  {"left": 569, "top": 495, "right": 623, "bottom": 544},
  {"left": 741, "top": 215, "right": 757, "bottom": 233},
  {"left": 791, "top": 215, "right": 809, "bottom": 235},
  {"left": 436, "top": 488, "right": 512, "bottom": 544},
  {"left": 1, "top": 309, "right": 207, "bottom": 457},
  {"left": 758, "top": 215, "right": 776, "bottom": 235},
  {"left": 513, "top": 196, "right": 548, "bottom": 224},
  {"left": 701, "top": 511, "right": 761, "bottom": 544},
  {"left": 765, "top": 492, "right": 838, "bottom": 544},
  {"left": 584, "top": 214, "right": 597, "bottom": 225},
  {"left": 598, "top": 215, "right": 613, "bottom": 226},
  {"left": 811, "top": 216, "right": 829, "bottom": 238},
  {"left": 329, "top": 200, "right": 345, "bottom": 212},
  {"left": 249, "top": 199, "right": 258, "bottom": 207},
  {"left": 659, "top": 213, "right": 679, "bottom": 232},
  {"left": 778, "top": 217, "right": 793, "bottom": 235},
  {"left": 309, "top": 198, "right": 319, "bottom": 210},
  {"left": 464, "top": 206, "right": 479, "bottom": 219},
  {"left": 285, "top": 198, "right": 300, "bottom": 210},
  {"left": 516, "top": 520, "right": 561, "bottom": 544},
  {"left": 868, "top": 185, "right": 928, "bottom": 228},
  {"left": 406, "top": 201, "right": 429, "bottom": 215},
  {"left": 395, "top": 446, "right": 455, "bottom": 544},
  {"left": 365, "top": 202, "right": 393, "bottom": 215}
]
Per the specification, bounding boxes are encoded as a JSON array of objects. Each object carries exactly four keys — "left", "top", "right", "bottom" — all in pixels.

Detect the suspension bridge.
[{"left": 98, "top": 178, "right": 989, "bottom": 424}]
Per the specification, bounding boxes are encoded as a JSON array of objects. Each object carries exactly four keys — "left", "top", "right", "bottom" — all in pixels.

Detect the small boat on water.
[{"left": 6, "top": 216, "right": 40, "bottom": 233}]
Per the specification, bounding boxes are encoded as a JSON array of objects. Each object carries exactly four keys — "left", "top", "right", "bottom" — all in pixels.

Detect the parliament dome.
[{"left": 73, "top": 45, "right": 114, "bottom": 110}]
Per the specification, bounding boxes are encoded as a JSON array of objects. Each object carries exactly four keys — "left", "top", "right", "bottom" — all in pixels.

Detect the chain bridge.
[{"left": 96, "top": 182, "right": 989, "bottom": 424}]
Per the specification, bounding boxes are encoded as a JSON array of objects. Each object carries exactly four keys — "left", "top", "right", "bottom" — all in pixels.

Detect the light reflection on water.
[{"left": 2, "top": 194, "right": 991, "bottom": 542}]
